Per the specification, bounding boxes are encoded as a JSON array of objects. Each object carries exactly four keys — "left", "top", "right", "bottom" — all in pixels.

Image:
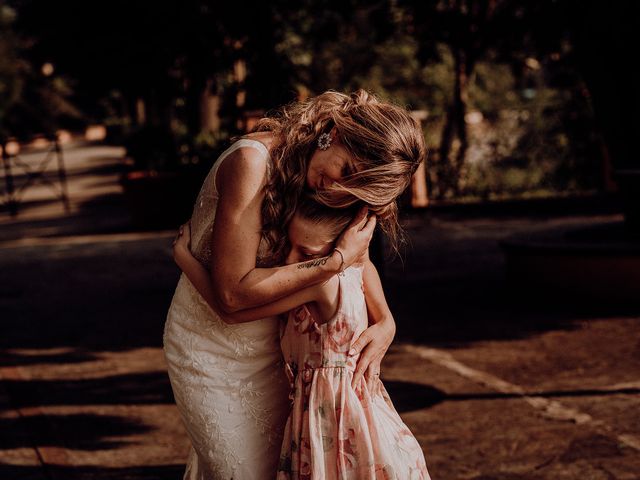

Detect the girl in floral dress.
[
  {"left": 174, "top": 196, "right": 432, "bottom": 479},
  {"left": 277, "top": 201, "right": 432, "bottom": 479}
]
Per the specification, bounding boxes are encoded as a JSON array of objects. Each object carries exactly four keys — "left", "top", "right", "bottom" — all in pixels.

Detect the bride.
[{"left": 163, "top": 89, "right": 426, "bottom": 479}]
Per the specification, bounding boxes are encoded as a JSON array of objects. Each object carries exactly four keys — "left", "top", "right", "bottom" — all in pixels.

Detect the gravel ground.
[{"left": 0, "top": 143, "right": 638, "bottom": 479}]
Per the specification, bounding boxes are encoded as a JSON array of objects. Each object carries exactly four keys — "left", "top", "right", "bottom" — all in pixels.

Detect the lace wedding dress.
[{"left": 163, "top": 138, "right": 290, "bottom": 479}]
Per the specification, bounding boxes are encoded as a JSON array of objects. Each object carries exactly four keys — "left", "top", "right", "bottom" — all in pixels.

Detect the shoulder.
[
  {"left": 242, "top": 131, "right": 276, "bottom": 151},
  {"left": 216, "top": 143, "right": 270, "bottom": 196}
]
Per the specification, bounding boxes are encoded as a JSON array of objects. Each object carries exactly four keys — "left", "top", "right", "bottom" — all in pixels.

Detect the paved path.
[{"left": 0, "top": 142, "right": 638, "bottom": 479}]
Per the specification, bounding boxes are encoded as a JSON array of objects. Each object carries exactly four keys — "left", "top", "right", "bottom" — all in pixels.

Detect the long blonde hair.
[{"left": 234, "top": 89, "right": 426, "bottom": 265}]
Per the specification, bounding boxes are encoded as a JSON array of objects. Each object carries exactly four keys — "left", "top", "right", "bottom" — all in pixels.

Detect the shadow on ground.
[
  {"left": 1, "top": 149, "right": 637, "bottom": 479},
  {"left": 0, "top": 413, "right": 153, "bottom": 450},
  {"left": 0, "top": 372, "right": 175, "bottom": 410},
  {"left": 0, "top": 464, "right": 185, "bottom": 480}
]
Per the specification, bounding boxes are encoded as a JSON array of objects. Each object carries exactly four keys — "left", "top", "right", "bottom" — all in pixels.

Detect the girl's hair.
[
  {"left": 233, "top": 88, "right": 426, "bottom": 265},
  {"left": 293, "top": 194, "right": 359, "bottom": 244}
]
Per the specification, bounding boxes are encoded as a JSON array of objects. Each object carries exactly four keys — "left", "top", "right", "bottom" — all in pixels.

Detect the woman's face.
[
  {"left": 285, "top": 214, "right": 336, "bottom": 265},
  {"left": 306, "top": 134, "right": 360, "bottom": 191}
]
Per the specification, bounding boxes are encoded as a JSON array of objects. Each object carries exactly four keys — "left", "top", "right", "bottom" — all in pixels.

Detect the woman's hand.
[
  {"left": 349, "top": 316, "right": 396, "bottom": 389},
  {"left": 334, "top": 206, "right": 376, "bottom": 269}
]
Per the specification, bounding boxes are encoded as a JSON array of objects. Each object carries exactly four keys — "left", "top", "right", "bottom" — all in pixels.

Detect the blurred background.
[{"left": 0, "top": 1, "right": 638, "bottom": 478}]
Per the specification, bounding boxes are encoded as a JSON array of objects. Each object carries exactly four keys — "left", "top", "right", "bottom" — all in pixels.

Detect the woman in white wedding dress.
[{"left": 163, "top": 89, "right": 426, "bottom": 479}]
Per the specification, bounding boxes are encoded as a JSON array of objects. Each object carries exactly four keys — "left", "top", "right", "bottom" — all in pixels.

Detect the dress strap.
[
  {"left": 233, "top": 138, "right": 273, "bottom": 178},
  {"left": 234, "top": 138, "right": 271, "bottom": 161},
  {"left": 210, "top": 138, "right": 272, "bottom": 197}
]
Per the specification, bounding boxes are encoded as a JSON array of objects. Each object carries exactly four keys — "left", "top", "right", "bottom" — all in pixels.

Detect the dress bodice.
[{"left": 280, "top": 265, "right": 367, "bottom": 382}]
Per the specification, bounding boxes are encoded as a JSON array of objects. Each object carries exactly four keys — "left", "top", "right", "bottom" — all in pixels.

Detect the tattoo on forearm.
[{"left": 297, "top": 256, "right": 329, "bottom": 269}]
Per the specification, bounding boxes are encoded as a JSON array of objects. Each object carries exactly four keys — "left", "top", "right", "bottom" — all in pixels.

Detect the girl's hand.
[
  {"left": 349, "top": 316, "right": 396, "bottom": 389},
  {"left": 172, "top": 220, "right": 191, "bottom": 258},
  {"left": 335, "top": 206, "right": 376, "bottom": 269},
  {"left": 364, "top": 356, "right": 383, "bottom": 396}
]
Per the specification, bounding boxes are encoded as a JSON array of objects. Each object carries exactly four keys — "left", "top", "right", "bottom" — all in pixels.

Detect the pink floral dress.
[{"left": 277, "top": 264, "right": 432, "bottom": 479}]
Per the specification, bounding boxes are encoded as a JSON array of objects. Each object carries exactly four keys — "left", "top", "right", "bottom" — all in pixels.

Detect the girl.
[{"left": 173, "top": 196, "right": 432, "bottom": 479}]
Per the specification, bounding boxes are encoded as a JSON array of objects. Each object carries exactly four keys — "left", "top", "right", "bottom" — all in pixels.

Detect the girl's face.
[
  {"left": 306, "top": 132, "right": 361, "bottom": 191},
  {"left": 285, "top": 214, "right": 336, "bottom": 265}
]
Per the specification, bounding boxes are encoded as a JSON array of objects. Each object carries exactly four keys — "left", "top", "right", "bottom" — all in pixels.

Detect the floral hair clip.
[{"left": 317, "top": 132, "right": 332, "bottom": 150}]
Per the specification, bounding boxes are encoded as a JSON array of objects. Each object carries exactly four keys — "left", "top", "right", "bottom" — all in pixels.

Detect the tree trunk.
[
  {"left": 452, "top": 47, "right": 470, "bottom": 196},
  {"left": 185, "top": 75, "right": 206, "bottom": 135},
  {"left": 135, "top": 97, "right": 146, "bottom": 126},
  {"left": 438, "top": 107, "right": 455, "bottom": 200},
  {"left": 438, "top": 45, "right": 471, "bottom": 199},
  {"left": 200, "top": 78, "right": 221, "bottom": 133}
]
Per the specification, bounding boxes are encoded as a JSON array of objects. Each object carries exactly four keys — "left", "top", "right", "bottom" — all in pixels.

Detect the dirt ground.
[{"left": 0, "top": 142, "right": 638, "bottom": 479}]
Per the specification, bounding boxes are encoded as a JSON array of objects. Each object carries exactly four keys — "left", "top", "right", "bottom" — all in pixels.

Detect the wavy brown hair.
[{"left": 232, "top": 89, "right": 426, "bottom": 265}]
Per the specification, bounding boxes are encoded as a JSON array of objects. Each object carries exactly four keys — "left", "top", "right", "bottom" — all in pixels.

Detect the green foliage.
[
  {"left": 460, "top": 56, "right": 600, "bottom": 199},
  {"left": 5, "top": 0, "right": 608, "bottom": 202},
  {"left": 0, "top": 4, "right": 28, "bottom": 139},
  {"left": 124, "top": 125, "right": 178, "bottom": 172},
  {"left": 124, "top": 124, "right": 230, "bottom": 173},
  {"left": 0, "top": 4, "right": 81, "bottom": 140},
  {"left": 269, "top": 1, "right": 602, "bottom": 201}
]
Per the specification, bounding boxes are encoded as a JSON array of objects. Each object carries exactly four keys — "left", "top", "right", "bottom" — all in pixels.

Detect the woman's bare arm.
[
  {"left": 208, "top": 147, "right": 375, "bottom": 314},
  {"left": 174, "top": 233, "right": 328, "bottom": 324},
  {"left": 224, "top": 276, "right": 338, "bottom": 324}
]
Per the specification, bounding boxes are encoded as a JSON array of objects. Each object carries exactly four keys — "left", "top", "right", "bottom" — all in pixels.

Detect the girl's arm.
[
  {"left": 347, "top": 250, "right": 397, "bottom": 389},
  {"left": 180, "top": 146, "right": 375, "bottom": 314},
  {"left": 174, "top": 230, "right": 326, "bottom": 324}
]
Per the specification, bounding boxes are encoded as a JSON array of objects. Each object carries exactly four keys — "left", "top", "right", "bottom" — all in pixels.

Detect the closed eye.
[
  {"left": 342, "top": 159, "right": 360, "bottom": 178},
  {"left": 341, "top": 164, "right": 353, "bottom": 178}
]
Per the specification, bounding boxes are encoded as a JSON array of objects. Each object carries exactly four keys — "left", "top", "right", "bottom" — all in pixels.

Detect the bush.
[{"left": 124, "top": 124, "right": 179, "bottom": 172}]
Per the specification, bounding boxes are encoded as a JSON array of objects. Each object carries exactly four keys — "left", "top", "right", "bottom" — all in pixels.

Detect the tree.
[{"left": 0, "top": 3, "right": 79, "bottom": 141}]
